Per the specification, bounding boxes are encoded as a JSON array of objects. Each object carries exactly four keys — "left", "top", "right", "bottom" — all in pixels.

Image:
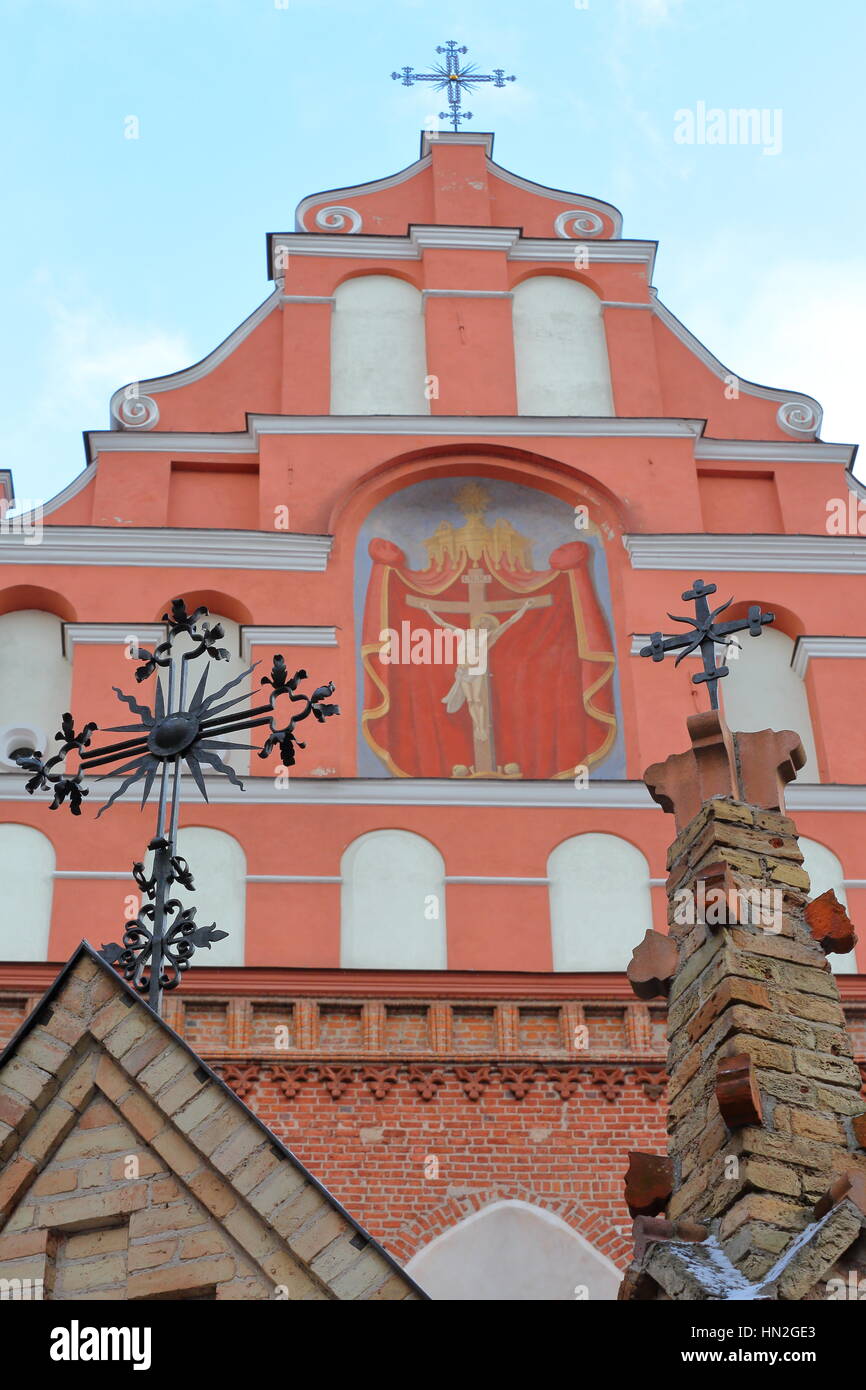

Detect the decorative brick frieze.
[
  {"left": 496, "top": 1004, "right": 519, "bottom": 1054},
  {"left": 454, "top": 1066, "right": 494, "bottom": 1101},
  {"left": 633, "top": 1066, "right": 668, "bottom": 1102},
  {"left": 210, "top": 1058, "right": 670, "bottom": 1105},
  {"left": 226, "top": 999, "right": 251, "bottom": 1051},
  {"left": 406, "top": 1066, "right": 446, "bottom": 1101},
  {"left": 220, "top": 1064, "right": 260, "bottom": 1100},
  {"left": 499, "top": 1066, "right": 539, "bottom": 1100},
  {"left": 361, "top": 1067, "right": 399, "bottom": 1100},
  {"left": 362, "top": 1002, "right": 385, "bottom": 1051}
]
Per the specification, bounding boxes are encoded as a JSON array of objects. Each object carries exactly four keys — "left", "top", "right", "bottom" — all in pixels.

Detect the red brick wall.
[
  {"left": 248, "top": 1064, "right": 667, "bottom": 1266},
  {"left": 3, "top": 976, "right": 864, "bottom": 1274}
]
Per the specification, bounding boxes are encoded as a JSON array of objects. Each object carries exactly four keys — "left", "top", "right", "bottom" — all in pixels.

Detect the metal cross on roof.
[
  {"left": 392, "top": 40, "right": 515, "bottom": 132},
  {"left": 639, "top": 579, "right": 775, "bottom": 711},
  {"left": 16, "top": 599, "right": 339, "bottom": 1013}
]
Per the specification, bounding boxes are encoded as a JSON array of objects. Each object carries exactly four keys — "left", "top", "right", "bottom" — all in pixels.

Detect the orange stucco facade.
[
  {"left": 1, "top": 130, "right": 863, "bottom": 974},
  {"left": 2, "top": 130, "right": 865, "bottom": 1292}
]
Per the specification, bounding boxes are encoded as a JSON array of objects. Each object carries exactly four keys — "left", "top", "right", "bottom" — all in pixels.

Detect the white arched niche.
[
  {"left": 160, "top": 827, "right": 246, "bottom": 968},
  {"left": 340, "top": 829, "right": 446, "bottom": 969},
  {"left": 722, "top": 627, "right": 819, "bottom": 780},
  {"left": 330, "top": 275, "right": 429, "bottom": 415},
  {"left": 513, "top": 276, "right": 614, "bottom": 416},
  {"left": 800, "top": 837, "right": 857, "bottom": 975},
  {"left": 0, "top": 610, "right": 71, "bottom": 770},
  {"left": 0, "top": 824, "right": 55, "bottom": 960},
  {"left": 548, "top": 833, "right": 653, "bottom": 971},
  {"left": 167, "top": 612, "right": 249, "bottom": 775},
  {"left": 406, "top": 1200, "right": 622, "bottom": 1301}
]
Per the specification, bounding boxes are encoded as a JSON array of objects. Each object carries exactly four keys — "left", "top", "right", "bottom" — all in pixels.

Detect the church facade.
[{"left": 0, "top": 130, "right": 863, "bottom": 1299}]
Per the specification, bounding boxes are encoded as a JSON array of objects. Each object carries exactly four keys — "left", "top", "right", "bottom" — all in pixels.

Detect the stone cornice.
[
  {"left": 693, "top": 438, "right": 851, "bottom": 464},
  {"left": 2, "top": 963, "right": 863, "bottom": 999},
  {"left": 269, "top": 226, "right": 655, "bottom": 267},
  {"left": 509, "top": 238, "right": 656, "bottom": 270},
  {"left": 0, "top": 527, "right": 333, "bottom": 571},
  {"left": 791, "top": 635, "right": 866, "bottom": 678},
  {"left": 82, "top": 417, "right": 856, "bottom": 466},
  {"left": 84, "top": 416, "right": 704, "bottom": 462},
  {"left": 0, "top": 962, "right": 648, "bottom": 999},
  {"left": 0, "top": 774, "right": 853, "bottom": 809},
  {"left": 623, "top": 533, "right": 866, "bottom": 573},
  {"left": 241, "top": 626, "right": 338, "bottom": 663},
  {"left": 62, "top": 622, "right": 167, "bottom": 656}
]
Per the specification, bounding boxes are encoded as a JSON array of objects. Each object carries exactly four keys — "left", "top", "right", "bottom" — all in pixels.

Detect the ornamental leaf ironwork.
[{"left": 15, "top": 597, "right": 339, "bottom": 1012}]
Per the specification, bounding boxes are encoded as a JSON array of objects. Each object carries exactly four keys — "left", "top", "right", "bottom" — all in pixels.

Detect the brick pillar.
[
  {"left": 622, "top": 710, "right": 866, "bottom": 1294},
  {"left": 664, "top": 795, "right": 861, "bottom": 1279}
]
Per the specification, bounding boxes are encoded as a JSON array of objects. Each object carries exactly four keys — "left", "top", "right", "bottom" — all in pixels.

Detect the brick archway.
[{"left": 388, "top": 1185, "right": 630, "bottom": 1270}]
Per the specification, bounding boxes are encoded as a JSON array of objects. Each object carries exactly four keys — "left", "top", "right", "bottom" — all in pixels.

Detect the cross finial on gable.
[{"left": 392, "top": 40, "right": 515, "bottom": 132}]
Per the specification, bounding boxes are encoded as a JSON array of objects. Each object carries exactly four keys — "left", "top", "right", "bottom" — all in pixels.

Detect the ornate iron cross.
[
  {"left": 392, "top": 40, "right": 515, "bottom": 132},
  {"left": 16, "top": 600, "right": 339, "bottom": 1013},
  {"left": 639, "top": 579, "right": 775, "bottom": 710}
]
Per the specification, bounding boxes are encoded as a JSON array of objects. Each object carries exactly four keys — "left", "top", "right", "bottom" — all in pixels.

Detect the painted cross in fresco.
[{"left": 407, "top": 567, "right": 550, "bottom": 774}]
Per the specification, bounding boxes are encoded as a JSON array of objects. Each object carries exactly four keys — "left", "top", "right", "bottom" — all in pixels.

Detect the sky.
[{"left": 1, "top": 0, "right": 864, "bottom": 507}]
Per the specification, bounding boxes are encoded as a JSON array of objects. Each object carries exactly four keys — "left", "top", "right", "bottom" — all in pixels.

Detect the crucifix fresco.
[
  {"left": 359, "top": 481, "right": 619, "bottom": 779},
  {"left": 409, "top": 573, "right": 550, "bottom": 774}
]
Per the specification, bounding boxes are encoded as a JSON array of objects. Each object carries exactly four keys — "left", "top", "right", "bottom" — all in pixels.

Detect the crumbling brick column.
[
  {"left": 664, "top": 796, "right": 862, "bottom": 1279},
  {"left": 621, "top": 710, "right": 866, "bottom": 1298}
]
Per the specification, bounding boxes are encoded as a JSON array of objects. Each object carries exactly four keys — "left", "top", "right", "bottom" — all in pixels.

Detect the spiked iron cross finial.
[
  {"left": 16, "top": 599, "right": 339, "bottom": 1013},
  {"left": 391, "top": 40, "right": 515, "bottom": 132},
  {"left": 639, "top": 579, "right": 775, "bottom": 711}
]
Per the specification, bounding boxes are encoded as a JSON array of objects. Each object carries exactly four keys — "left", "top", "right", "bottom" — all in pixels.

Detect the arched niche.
[
  {"left": 406, "top": 1199, "right": 622, "bottom": 1300},
  {"left": 168, "top": 612, "right": 250, "bottom": 774},
  {"left": 0, "top": 610, "right": 71, "bottom": 770},
  {"left": 0, "top": 824, "right": 55, "bottom": 960},
  {"left": 167, "top": 827, "right": 246, "bottom": 968},
  {"left": 353, "top": 474, "right": 624, "bottom": 780},
  {"left": 722, "top": 628, "right": 819, "bottom": 780},
  {"left": 800, "top": 837, "right": 856, "bottom": 974},
  {"left": 331, "top": 275, "right": 429, "bottom": 415},
  {"left": 340, "top": 829, "right": 446, "bottom": 969},
  {"left": 548, "top": 833, "right": 653, "bottom": 971},
  {"left": 513, "top": 276, "right": 614, "bottom": 416}
]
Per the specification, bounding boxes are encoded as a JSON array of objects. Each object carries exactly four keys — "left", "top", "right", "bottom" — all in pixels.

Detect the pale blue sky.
[{"left": 2, "top": 0, "right": 863, "bottom": 505}]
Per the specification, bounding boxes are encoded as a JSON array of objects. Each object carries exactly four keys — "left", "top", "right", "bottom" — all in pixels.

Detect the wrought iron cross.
[
  {"left": 639, "top": 579, "right": 775, "bottom": 710},
  {"left": 16, "top": 600, "right": 339, "bottom": 1013},
  {"left": 392, "top": 40, "right": 515, "bottom": 132}
]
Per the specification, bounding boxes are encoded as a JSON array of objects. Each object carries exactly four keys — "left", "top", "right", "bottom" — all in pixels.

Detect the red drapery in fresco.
[{"left": 361, "top": 537, "right": 617, "bottom": 779}]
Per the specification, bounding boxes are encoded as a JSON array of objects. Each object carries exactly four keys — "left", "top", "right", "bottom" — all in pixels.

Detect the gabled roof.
[
  {"left": 0, "top": 942, "right": 426, "bottom": 1301},
  {"left": 291, "top": 130, "right": 624, "bottom": 241}
]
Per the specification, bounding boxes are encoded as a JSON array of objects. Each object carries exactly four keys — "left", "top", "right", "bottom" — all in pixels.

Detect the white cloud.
[
  {"left": 733, "top": 260, "right": 866, "bottom": 453},
  {"left": 3, "top": 276, "right": 194, "bottom": 504},
  {"left": 669, "top": 250, "right": 866, "bottom": 462},
  {"left": 35, "top": 285, "right": 191, "bottom": 429},
  {"left": 622, "top": 0, "right": 687, "bottom": 24}
]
